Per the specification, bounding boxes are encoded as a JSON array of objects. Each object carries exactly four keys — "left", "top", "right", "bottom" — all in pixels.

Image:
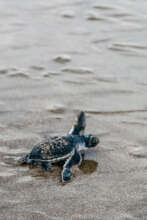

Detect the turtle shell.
[{"left": 29, "top": 136, "right": 74, "bottom": 163}]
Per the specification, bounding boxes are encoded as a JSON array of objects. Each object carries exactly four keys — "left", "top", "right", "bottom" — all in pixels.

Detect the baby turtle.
[{"left": 19, "top": 111, "right": 99, "bottom": 182}]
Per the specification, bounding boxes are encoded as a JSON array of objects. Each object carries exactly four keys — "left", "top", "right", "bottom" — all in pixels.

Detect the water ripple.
[
  {"left": 61, "top": 67, "right": 94, "bottom": 74},
  {"left": 108, "top": 42, "right": 147, "bottom": 56},
  {"left": 85, "top": 109, "right": 147, "bottom": 115}
]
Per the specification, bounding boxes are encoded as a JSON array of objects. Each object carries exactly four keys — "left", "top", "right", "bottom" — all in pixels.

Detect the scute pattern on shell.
[{"left": 29, "top": 136, "right": 74, "bottom": 161}]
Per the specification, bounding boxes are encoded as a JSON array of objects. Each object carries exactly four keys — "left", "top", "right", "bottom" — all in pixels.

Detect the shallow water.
[{"left": 0, "top": 0, "right": 147, "bottom": 219}]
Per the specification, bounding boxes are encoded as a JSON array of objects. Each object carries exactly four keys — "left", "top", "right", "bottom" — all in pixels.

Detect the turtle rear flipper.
[
  {"left": 18, "top": 153, "right": 30, "bottom": 164},
  {"left": 69, "top": 111, "right": 86, "bottom": 135},
  {"left": 41, "top": 162, "right": 52, "bottom": 172}
]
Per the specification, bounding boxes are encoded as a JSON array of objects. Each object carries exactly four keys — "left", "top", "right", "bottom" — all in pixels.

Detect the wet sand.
[{"left": 0, "top": 0, "right": 147, "bottom": 219}]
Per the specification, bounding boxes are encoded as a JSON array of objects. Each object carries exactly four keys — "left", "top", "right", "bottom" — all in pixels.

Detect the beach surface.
[{"left": 0, "top": 0, "right": 147, "bottom": 219}]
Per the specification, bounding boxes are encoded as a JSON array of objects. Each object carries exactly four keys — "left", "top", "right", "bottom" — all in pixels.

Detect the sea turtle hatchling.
[{"left": 19, "top": 111, "right": 99, "bottom": 182}]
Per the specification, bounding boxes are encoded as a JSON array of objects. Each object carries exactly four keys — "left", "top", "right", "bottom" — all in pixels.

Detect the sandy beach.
[{"left": 0, "top": 0, "right": 147, "bottom": 219}]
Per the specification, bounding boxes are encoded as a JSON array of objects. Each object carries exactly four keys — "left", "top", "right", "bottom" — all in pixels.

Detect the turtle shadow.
[
  {"left": 56, "top": 159, "right": 98, "bottom": 175},
  {"left": 4, "top": 157, "right": 98, "bottom": 182},
  {"left": 28, "top": 166, "right": 62, "bottom": 180},
  {"left": 79, "top": 160, "right": 98, "bottom": 174},
  {"left": 27, "top": 160, "right": 98, "bottom": 182}
]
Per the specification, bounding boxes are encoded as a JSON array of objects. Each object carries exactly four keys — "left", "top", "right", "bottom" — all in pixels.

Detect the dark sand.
[{"left": 0, "top": 0, "right": 147, "bottom": 219}]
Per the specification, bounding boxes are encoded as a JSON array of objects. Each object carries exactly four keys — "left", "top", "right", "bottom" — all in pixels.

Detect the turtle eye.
[{"left": 90, "top": 136, "right": 99, "bottom": 147}]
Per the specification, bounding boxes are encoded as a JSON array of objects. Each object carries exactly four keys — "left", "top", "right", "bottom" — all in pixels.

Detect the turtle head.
[{"left": 84, "top": 134, "right": 99, "bottom": 148}]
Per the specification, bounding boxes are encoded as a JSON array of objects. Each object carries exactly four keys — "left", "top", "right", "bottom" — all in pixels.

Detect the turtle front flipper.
[
  {"left": 68, "top": 111, "right": 86, "bottom": 136},
  {"left": 61, "top": 148, "right": 82, "bottom": 182}
]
